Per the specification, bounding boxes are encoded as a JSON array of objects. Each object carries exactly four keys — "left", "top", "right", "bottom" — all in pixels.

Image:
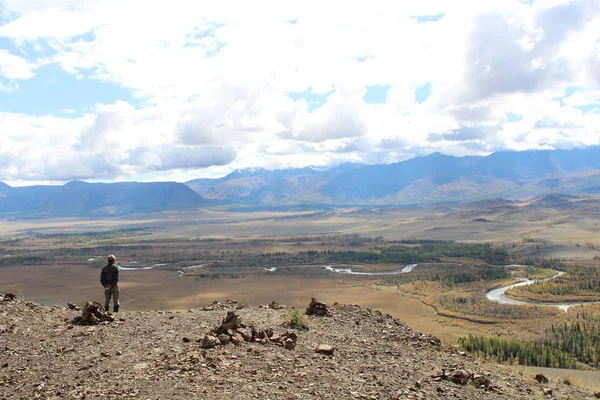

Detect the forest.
[
  {"left": 460, "top": 309, "right": 600, "bottom": 369},
  {"left": 458, "top": 334, "right": 577, "bottom": 369},
  {"left": 507, "top": 267, "right": 600, "bottom": 302}
]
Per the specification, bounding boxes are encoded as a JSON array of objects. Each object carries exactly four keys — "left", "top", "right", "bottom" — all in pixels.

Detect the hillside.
[
  {"left": 186, "top": 147, "right": 600, "bottom": 206},
  {"left": 0, "top": 181, "right": 206, "bottom": 216},
  {"left": 0, "top": 296, "right": 592, "bottom": 400}
]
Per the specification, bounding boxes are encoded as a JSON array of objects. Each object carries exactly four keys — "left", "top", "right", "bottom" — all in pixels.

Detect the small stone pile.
[
  {"left": 431, "top": 364, "right": 497, "bottom": 391},
  {"left": 201, "top": 299, "right": 245, "bottom": 311},
  {"left": 199, "top": 311, "right": 298, "bottom": 350},
  {"left": 2, "top": 293, "right": 16, "bottom": 302},
  {"left": 260, "top": 300, "right": 287, "bottom": 310},
  {"left": 305, "top": 298, "right": 331, "bottom": 317},
  {"left": 72, "top": 301, "right": 115, "bottom": 325}
]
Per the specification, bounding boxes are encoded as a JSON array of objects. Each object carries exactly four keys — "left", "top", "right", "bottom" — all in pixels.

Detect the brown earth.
[
  {"left": 0, "top": 296, "right": 594, "bottom": 400},
  {"left": 0, "top": 265, "right": 491, "bottom": 344}
]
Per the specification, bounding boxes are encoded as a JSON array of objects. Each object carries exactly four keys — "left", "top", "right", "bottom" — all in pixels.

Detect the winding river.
[
  {"left": 324, "top": 264, "right": 418, "bottom": 275},
  {"left": 103, "top": 259, "right": 595, "bottom": 311},
  {"left": 485, "top": 270, "right": 599, "bottom": 311}
]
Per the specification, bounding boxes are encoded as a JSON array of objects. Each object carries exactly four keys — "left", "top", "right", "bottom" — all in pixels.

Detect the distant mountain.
[
  {"left": 0, "top": 181, "right": 205, "bottom": 216},
  {"left": 4, "top": 147, "right": 600, "bottom": 217},
  {"left": 185, "top": 147, "right": 600, "bottom": 206},
  {"left": 186, "top": 164, "right": 362, "bottom": 203}
]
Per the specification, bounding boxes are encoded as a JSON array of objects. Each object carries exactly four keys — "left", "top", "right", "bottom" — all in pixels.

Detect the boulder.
[
  {"left": 535, "top": 374, "right": 549, "bottom": 384},
  {"left": 450, "top": 370, "right": 471, "bottom": 385},
  {"left": 217, "top": 334, "right": 231, "bottom": 345},
  {"left": 284, "top": 338, "right": 296, "bottom": 350},
  {"left": 316, "top": 344, "right": 335, "bottom": 356},
  {"left": 542, "top": 387, "right": 553, "bottom": 397},
  {"left": 472, "top": 374, "right": 492, "bottom": 389},
  {"left": 201, "top": 335, "right": 219, "bottom": 349},
  {"left": 237, "top": 327, "right": 253, "bottom": 342},
  {"left": 231, "top": 333, "right": 245, "bottom": 345}
]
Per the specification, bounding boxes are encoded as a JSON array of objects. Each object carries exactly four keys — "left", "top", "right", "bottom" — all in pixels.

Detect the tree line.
[{"left": 458, "top": 334, "right": 577, "bottom": 369}]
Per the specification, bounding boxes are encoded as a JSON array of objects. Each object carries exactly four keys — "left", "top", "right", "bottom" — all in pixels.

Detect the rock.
[
  {"left": 306, "top": 298, "right": 331, "bottom": 317},
  {"left": 284, "top": 331, "right": 298, "bottom": 342},
  {"left": 316, "top": 344, "right": 335, "bottom": 356},
  {"left": 269, "top": 334, "right": 281, "bottom": 342},
  {"left": 201, "top": 335, "right": 219, "bottom": 349},
  {"left": 3, "top": 293, "right": 16, "bottom": 301},
  {"left": 542, "top": 387, "right": 553, "bottom": 397},
  {"left": 472, "top": 374, "right": 492, "bottom": 389},
  {"left": 67, "top": 302, "right": 80, "bottom": 311},
  {"left": 594, "top": 392, "right": 600, "bottom": 398},
  {"left": 535, "top": 374, "right": 549, "bottom": 384},
  {"left": 214, "top": 311, "right": 242, "bottom": 334},
  {"left": 231, "top": 333, "right": 245, "bottom": 345},
  {"left": 237, "top": 327, "right": 253, "bottom": 342},
  {"left": 1, "top": 363, "right": 7, "bottom": 368},
  {"left": 281, "top": 330, "right": 297, "bottom": 350},
  {"left": 450, "top": 370, "right": 471, "bottom": 385},
  {"left": 267, "top": 300, "right": 286, "bottom": 309},
  {"left": 218, "top": 334, "right": 231, "bottom": 345},
  {"left": 182, "top": 337, "right": 191, "bottom": 343}
]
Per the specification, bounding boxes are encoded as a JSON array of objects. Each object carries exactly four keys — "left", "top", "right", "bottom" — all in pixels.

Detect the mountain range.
[
  {"left": 187, "top": 147, "right": 600, "bottom": 205},
  {"left": 2, "top": 147, "right": 600, "bottom": 216},
  {"left": 0, "top": 181, "right": 204, "bottom": 217}
]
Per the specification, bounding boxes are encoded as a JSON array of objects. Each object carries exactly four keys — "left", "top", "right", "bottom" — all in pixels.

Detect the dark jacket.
[{"left": 100, "top": 263, "right": 119, "bottom": 287}]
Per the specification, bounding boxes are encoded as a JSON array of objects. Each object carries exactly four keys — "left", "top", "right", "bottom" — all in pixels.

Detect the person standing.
[{"left": 100, "top": 254, "right": 120, "bottom": 313}]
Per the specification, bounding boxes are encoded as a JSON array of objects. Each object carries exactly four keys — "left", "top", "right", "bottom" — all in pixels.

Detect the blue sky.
[
  {"left": 0, "top": 0, "right": 598, "bottom": 185},
  {"left": 0, "top": 64, "right": 138, "bottom": 116}
]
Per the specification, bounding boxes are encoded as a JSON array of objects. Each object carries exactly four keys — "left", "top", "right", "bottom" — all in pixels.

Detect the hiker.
[{"left": 100, "top": 254, "right": 120, "bottom": 313}]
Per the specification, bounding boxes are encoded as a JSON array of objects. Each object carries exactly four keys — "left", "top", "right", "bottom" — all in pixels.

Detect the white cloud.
[
  {"left": 0, "top": 0, "right": 599, "bottom": 183},
  {"left": 0, "top": 50, "right": 36, "bottom": 79},
  {"left": 564, "top": 90, "right": 600, "bottom": 107},
  {"left": 278, "top": 88, "right": 368, "bottom": 142},
  {"left": 0, "top": 80, "right": 18, "bottom": 92}
]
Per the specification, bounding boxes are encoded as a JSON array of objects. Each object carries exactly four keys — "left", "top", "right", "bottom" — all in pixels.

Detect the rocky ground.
[{"left": 0, "top": 295, "right": 596, "bottom": 400}]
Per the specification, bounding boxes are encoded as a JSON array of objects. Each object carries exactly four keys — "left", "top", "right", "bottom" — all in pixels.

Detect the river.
[
  {"left": 485, "top": 270, "right": 599, "bottom": 311},
  {"left": 324, "top": 264, "right": 418, "bottom": 275}
]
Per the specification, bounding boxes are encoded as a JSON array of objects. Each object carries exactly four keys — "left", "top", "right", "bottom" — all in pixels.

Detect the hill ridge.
[{"left": 1, "top": 295, "right": 592, "bottom": 399}]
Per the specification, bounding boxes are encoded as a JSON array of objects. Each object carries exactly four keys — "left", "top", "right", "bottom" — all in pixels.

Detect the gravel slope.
[{"left": 0, "top": 297, "right": 594, "bottom": 400}]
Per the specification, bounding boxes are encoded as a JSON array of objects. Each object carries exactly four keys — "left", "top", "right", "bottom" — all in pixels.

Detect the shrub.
[{"left": 284, "top": 308, "right": 309, "bottom": 330}]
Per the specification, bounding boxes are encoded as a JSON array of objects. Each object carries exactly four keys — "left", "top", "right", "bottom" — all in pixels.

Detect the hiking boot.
[
  {"left": 104, "top": 304, "right": 110, "bottom": 312},
  {"left": 113, "top": 305, "right": 119, "bottom": 313}
]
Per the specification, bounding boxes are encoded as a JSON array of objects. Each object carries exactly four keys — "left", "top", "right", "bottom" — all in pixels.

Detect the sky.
[{"left": 0, "top": 0, "right": 599, "bottom": 186}]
